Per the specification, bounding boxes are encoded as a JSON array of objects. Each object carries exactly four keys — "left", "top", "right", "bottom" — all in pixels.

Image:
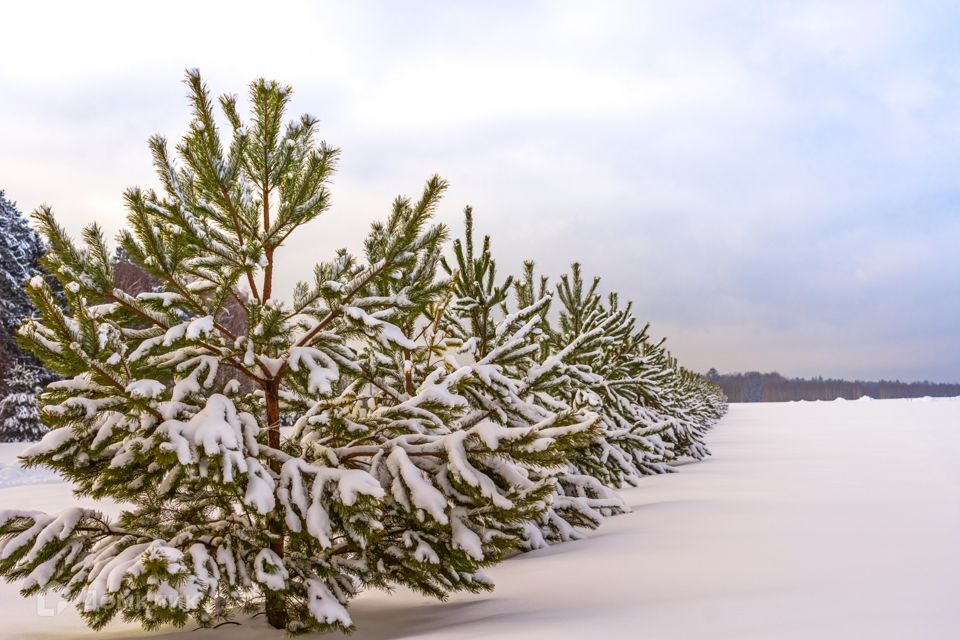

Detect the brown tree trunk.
[
  {"left": 403, "top": 349, "right": 415, "bottom": 396},
  {"left": 264, "top": 380, "right": 287, "bottom": 629}
]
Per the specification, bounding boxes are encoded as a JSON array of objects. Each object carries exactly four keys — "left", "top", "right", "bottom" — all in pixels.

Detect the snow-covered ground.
[
  {"left": 2, "top": 397, "right": 958, "bottom": 639},
  {"left": 0, "top": 444, "right": 62, "bottom": 488}
]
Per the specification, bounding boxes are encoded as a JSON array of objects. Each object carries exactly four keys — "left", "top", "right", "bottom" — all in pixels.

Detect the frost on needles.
[{"left": 0, "top": 71, "right": 726, "bottom": 633}]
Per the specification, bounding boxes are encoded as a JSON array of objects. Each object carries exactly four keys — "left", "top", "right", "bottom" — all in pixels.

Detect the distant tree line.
[{"left": 705, "top": 369, "right": 960, "bottom": 402}]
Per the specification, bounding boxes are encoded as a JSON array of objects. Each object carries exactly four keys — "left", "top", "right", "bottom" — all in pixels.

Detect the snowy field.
[{"left": 1, "top": 397, "right": 958, "bottom": 640}]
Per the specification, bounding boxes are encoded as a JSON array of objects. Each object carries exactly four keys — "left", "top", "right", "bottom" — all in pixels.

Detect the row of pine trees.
[{"left": 0, "top": 72, "right": 726, "bottom": 634}]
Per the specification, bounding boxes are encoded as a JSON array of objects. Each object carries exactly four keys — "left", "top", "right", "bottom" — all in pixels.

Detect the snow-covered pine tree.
[
  {"left": 437, "top": 215, "right": 624, "bottom": 548},
  {"left": 438, "top": 212, "right": 725, "bottom": 547},
  {"left": 632, "top": 338, "right": 719, "bottom": 460},
  {"left": 0, "top": 192, "right": 45, "bottom": 334},
  {"left": 0, "top": 191, "right": 58, "bottom": 387},
  {"left": 543, "top": 263, "right": 727, "bottom": 471},
  {"left": 548, "top": 264, "right": 675, "bottom": 478},
  {"left": 0, "top": 363, "right": 44, "bottom": 442},
  {"left": 521, "top": 262, "right": 725, "bottom": 542},
  {"left": 277, "top": 192, "right": 597, "bottom": 607},
  {"left": 0, "top": 71, "right": 592, "bottom": 634},
  {"left": 278, "top": 197, "right": 600, "bottom": 599}
]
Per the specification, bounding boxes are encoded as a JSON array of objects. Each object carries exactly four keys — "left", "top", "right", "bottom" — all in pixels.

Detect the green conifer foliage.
[
  {"left": 0, "top": 71, "right": 725, "bottom": 635},
  {"left": 441, "top": 213, "right": 726, "bottom": 547},
  {"left": 0, "top": 72, "right": 593, "bottom": 633},
  {"left": 0, "top": 364, "right": 44, "bottom": 442}
]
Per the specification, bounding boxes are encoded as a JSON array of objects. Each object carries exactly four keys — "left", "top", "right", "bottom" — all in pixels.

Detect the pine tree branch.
[
  {"left": 362, "top": 377, "right": 404, "bottom": 406},
  {"left": 216, "top": 184, "right": 261, "bottom": 303},
  {"left": 272, "top": 258, "right": 396, "bottom": 384},
  {"left": 105, "top": 292, "right": 268, "bottom": 385}
]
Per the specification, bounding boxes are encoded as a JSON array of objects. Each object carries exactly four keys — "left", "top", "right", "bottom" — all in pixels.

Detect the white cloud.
[{"left": 1, "top": 0, "right": 958, "bottom": 381}]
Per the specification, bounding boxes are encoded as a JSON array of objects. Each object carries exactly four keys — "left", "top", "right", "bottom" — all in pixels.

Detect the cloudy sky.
[{"left": 2, "top": 1, "right": 958, "bottom": 382}]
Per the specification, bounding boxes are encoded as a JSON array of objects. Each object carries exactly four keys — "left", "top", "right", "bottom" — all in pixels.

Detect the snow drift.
[{"left": 0, "top": 397, "right": 957, "bottom": 639}]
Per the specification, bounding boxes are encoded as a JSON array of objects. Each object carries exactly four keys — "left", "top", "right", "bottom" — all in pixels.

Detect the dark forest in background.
[{"left": 708, "top": 369, "right": 960, "bottom": 402}]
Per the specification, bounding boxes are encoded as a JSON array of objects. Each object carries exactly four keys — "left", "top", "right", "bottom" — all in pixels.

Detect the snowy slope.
[
  {"left": 1, "top": 398, "right": 958, "bottom": 639},
  {"left": 0, "top": 444, "right": 61, "bottom": 487}
]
